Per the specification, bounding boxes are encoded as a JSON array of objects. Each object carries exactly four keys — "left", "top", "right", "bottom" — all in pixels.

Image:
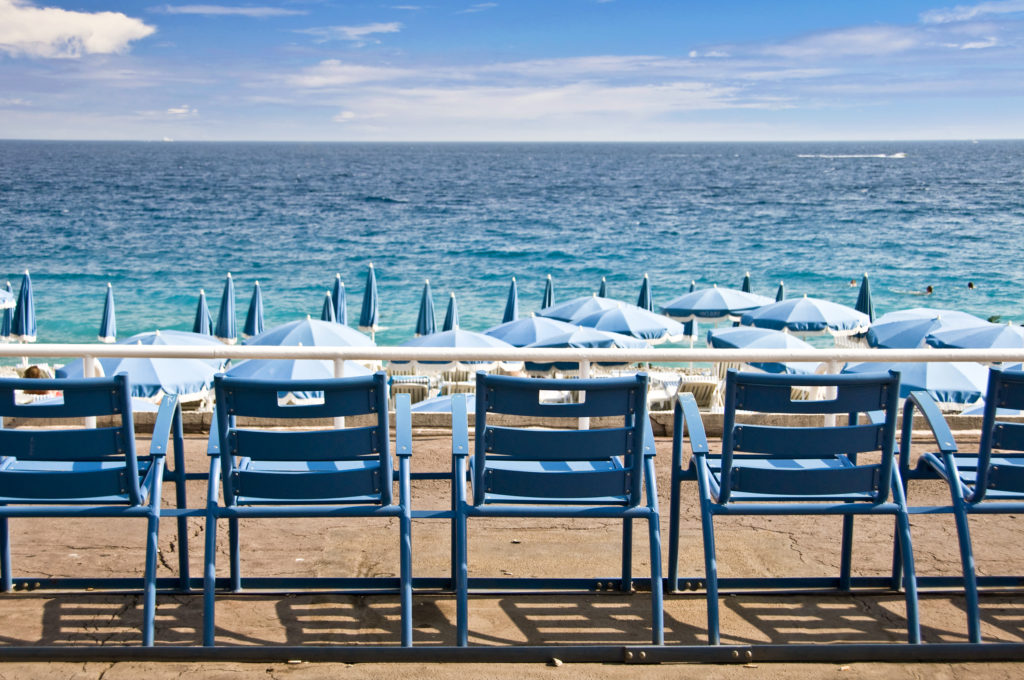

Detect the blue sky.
[{"left": 1, "top": 0, "right": 1022, "bottom": 141}]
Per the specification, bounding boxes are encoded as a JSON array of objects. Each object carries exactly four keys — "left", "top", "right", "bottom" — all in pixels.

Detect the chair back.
[
  {"left": 213, "top": 371, "right": 392, "bottom": 506},
  {"left": 974, "top": 367, "right": 1024, "bottom": 501},
  {"left": 718, "top": 369, "right": 900, "bottom": 504},
  {"left": 473, "top": 372, "right": 648, "bottom": 506},
  {"left": 0, "top": 374, "right": 142, "bottom": 504}
]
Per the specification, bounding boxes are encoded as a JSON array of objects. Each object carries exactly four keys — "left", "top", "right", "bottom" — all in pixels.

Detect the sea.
[{"left": 1, "top": 140, "right": 1022, "bottom": 352}]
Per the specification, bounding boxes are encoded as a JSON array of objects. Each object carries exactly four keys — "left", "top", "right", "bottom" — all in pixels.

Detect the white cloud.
[
  {"left": 333, "top": 110, "right": 356, "bottom": 122},
  {"left": 762, "top": 25, "right": 921, "bottom": 59},
  {"left": 288, "top": 60, "right": 415, "bottom": 87},
  {"left": 298, "top": 22, "right": 402, "bottom": 43},
  {"left": 958, "top": 36, "right": 999, "bottom": 48},
  {"left": 392, "top": 4, "right": 421, "bottom": 9},
  {"left": 0, "top": 97, "right": 30, "bottom": 106},
  {"left": 153, "top": 4, "right": 307, "bottom": 17},
  {"left": 167, "top": 104, "right": 198, "bottom": 117},
  {"left": 0, "top": 0, "right": 154, "bottom": 59},
  {"left": 921, "top": 0, "right": 1024, "bottom": 24},
  {"left": 457, "top": 2, "right": 496, "bottom": 14}
]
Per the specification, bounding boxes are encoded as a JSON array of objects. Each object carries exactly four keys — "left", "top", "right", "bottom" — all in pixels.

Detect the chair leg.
[
  {"left": 648, "top": 510, "right": 664, "bottom": 645},
  {"left": 142, "top": 513, "right": 160, "bottom": 647},
  {"left": 172, "top": 424, "right": 190, "bottom": 591},
  {"left": 949, "top": 490, "right": 981, "bottom": 643},
  {"left": 667, "top": 469, "right": 682, "bottom": 592},
  {"left": 400, "top": 511, "right": 413, "bottom": 648},
  {"left": 621, "top": 518, "right": 633, "bottom": 592},
  {"left": 891, "top": 479, "right": 921, "bottom": 644},
  {"left": 701, "top": 506, "right": 720, "bottom": 645},
  {"left": 839, "top": 513, "right": 854, "bottom": 591},
  {"left": 455, "top": 509, "right": 469, "bottom": 646},
  {"left": 1, "top": 517, "right": 11, "bottom": 593},
  {"left": 203, "top": 512, "right": 218, "bottom": 647},
  {"left": 229, "top": 517, "right": 241, "bottom": 592}
]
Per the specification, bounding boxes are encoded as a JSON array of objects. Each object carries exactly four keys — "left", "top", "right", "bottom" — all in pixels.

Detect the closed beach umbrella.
[
  {"left": 415, "top": 279, "right": 436, "bottom": 336},
  {"left": 575, "top": 303, "right": 691, "bottom": 344},
  {"left": 867, "top": 308, "right": 986, "bottom": 349},
  {"left": 214, "top": 272, "right": 236, "bottom": 344},
  {"left": 538, "top": 293, "right": 620, "bottom": 323},
  {"left": 485, "top": 315, "right": 578, "bottom": 347},
  {"left": 926, "top": 322, "right": 1024, "bottom": 349},
  {"left": 502, "top": 277, "right": 519, "bottom": 323},
  {"left": 193, "top": 289, "right": 213, "bottom": 336},
  {"left": 707, "top": 326, "right": 821, "bottom": 375},
  {"left": 524, "top": 327, "right": 648, "bottom": 373},
  {"left": 332, "top": 274, "right": 347, "bottom": 326},
  {"left": 393, "top": 328, "right": 519, "bottom": 374},
  {"left": 359, "top": 263, "right": 379, "bottom": 337},
  {"left": 0, "top": 281, "right": 12, "bottom": 341},
  {"left": 598, "top": 277, "right": 608, "bottom": 298},
  {"left": 320, "top": 291, "right": 336, "bottom": 323},
  {"left": 662, "top": 286, "right": 772, "bottom": 322},
  {"left": 0, "top": 281, "right": 12, "bottom": 311},
  {"left": 855, "top": 273, "right": 875, "bottom": 322},
  {"left": 776, "top": 282, "right": 785, "bottom": 302},
  {"left": 842, "top": 361, "right": 988, "bottom": 405},
  {"left": 740, "top": 295, "right": 869, "bottom": 336},
  {"left": 541, "top": 274, "right": 554, "bottom": 310},
  {"left": 689, "top": 280, "right": 696, "bottom": 293},
  {"left": 741, "top": 272, "right": 752, "bottom": 293},
  {"left": 98, "top": 282, "right": 116, "bottom": 343},
  {"left": 243, "top": 281, "right": 264, "bottom": 338},
  {"left": 443, "top": 292, "right": 459, "bottom": 331},
  {"left": 637, "top": 273, "right": 654, "bottom": 312},
  {"left": 57, "top": 329, "right": 226, "bottom": 401},
  {"left": 12, "top": 270, "right": 36, "bottom": 342}
]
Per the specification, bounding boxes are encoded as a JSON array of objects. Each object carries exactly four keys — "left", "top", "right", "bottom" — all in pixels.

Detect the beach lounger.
[
  {"left": 0, "top": 374, "right": 183, "bottom": 646},
  {"left": 203, "top": 372, "right": 413, "bottom": 646},
  {"left": 451, "top": 372, "right": 663, "bottom": 646},
  {"left": 670, "top": 369, "right": 920, "bottom": 645},
  {"left": 898, "top": 366, "right": 1024, "bottom": 642}
]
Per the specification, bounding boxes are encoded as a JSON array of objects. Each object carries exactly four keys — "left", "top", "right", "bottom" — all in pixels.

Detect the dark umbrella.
[
  {"left": 443, "top": 292, "right": 459, "bottom": 331},
  {"left": 775, "top": 281, "right": 786, "bottom": 302},
  {"left": 637, "top": 273, "right": 653, "bottom": 311},
  {"left": 193, "top": 289, "right": 213, "bottom": 336},
  {"left": 415, "top": 279, "right": 436, "bottom": 336},
  {"left": 502, "top": 277, "right": 519, "bottom": 323},
  {"left": 854, "top": 273, "right": 875, "bottom": 322},
  {"left": 598, "top": 277, "right": 609, "bottom": 298},
  {"left": 98, "top": 282, "right": 116, "bottom": 343},
  {"left": 320, "top": 291, "right": 336, "bottom": 323},
  {"left": 243, "top": 281, "right": 264, "bottom": 338},
  {"left": 0, "top": 281, "right": 12, "bottom": 341},
  {"left": 332, "top": 274, "right": 347, "bottom": 326},
  {"left": 359, "top": 263, "right": 379, "bottom": 339},
  {"left": 689, "top": 280, "right": 696, "bottom": 293},
  {"left": 12, "top": 270, "right": 36, "bottom": 342},
  {"left": 741, "top": 272, "right": 751, "bottom": 293},
  {"left": 214, "top": 272, "right": 236, "bottom": 345},
  {"left": 541, "top": 274, "right": 554, "bottom": 310}
]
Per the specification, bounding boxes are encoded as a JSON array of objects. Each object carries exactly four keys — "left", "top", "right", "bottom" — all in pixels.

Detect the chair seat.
[
  {"left": 703, "top": 454, "right": 878, "bottom": 502},
  {"left": 477, "top": 457, "right": 630, "bottom": 505},
  {"left": 233, "top": 458, "right": 384, "bottom": 505},
  {"left": 919, "top": 452, "right": 1024, "bottom": 500},
  {"left": 0, "top": 458, "right": 153, "bottom": 504}
]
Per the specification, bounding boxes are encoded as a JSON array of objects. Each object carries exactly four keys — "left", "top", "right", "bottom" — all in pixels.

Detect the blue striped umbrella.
[
  {"left": 415, "top": 279, "right": 436, "bottom": 336},
  {"left": 214, "top": 272, "right": 236, "bottom": 344},
  {"left": 524, "top": 326, "right": 648, "bottom": 373},
  {"left": 359, "top": 263, "right": 379, "bottom": 337},
  {"left": 636, "top": 273, "right": 653, "bottom": 312},
  {"left": 2, "top": 280, "right": 14, "bottom": 341},
  {"left": 98, "top": 282, "right": 116, "bottom": 343},
  {"left": 192, "top": 289, "right": 213, "bottom": 336},
  {"left": 740, "top": 295, "right": 869, "bottom": 335},
  {"left": 707, "top": 326, "right": 821, "bottom": 375},
  {"left": 867, "top": 308, "right": 986, "bottom": 349},
  {"left": 538, "top": 293, "right": 620, "bottom": 323},
  {"left": 442, "top": 291, "right": 459, "bottom": 331},
  {"left": 12, "top": 270, "right": 36, "bottom": 342},
  {"left": 393, "top": 328, "right": 517, "bottom": 374},
  {"left": 662, "top": 286, "right": 771, "bottom": 322},
  {"left": 0, "top": 281, "right": 12, "bottom": 311},
  {"left": 575, "top": 303, "right": 690, "bottom": 344},
  {"left": 332, "top": 274, "right": 347, "bottom": 326},
  {"left": 926, "top": 322, "right": 1024, "bottom": 349},
  {"left": 485, "top": 315, "right": 578, "bottom": 347},
  {"left": 243, "top": 281, "right": 264, "bottom": 338},
  {"left": 320, "top": 291, "right": 336, "bottom": 322},
  {"left": 843, "top": 361, "right": 987, "bottom": 405},
  {"left": 541, "top": 274, "right": 554, "bottom": 309},
  {"left": 502, "top": 277, "right": 519, "bottom": 323}
]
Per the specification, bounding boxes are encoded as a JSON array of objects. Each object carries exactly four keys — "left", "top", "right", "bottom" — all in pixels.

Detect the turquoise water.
[{"left": 1, "top": 140, "right": 1022, "bottom": 349}]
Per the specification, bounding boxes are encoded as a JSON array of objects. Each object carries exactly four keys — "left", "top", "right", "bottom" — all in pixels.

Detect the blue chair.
[
  {"left": 670, "top": 369, "right": 920, "bottom": 645},
  {"left": 203, "top": 371, "right": 413, "bottom": 646},
  {"left": 0, "top": 374, "right": 181, "bottom": 646},
  {"left": 452, "top": 372, "right": 663, "bottom": 646},
  {"left": 899, "top": 366, "right": 1024, "bottom": 643}
]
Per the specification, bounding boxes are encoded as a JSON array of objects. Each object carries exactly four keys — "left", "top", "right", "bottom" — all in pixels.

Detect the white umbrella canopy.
[
  {"left": 662, "top": 285, "right": 772, "bottom": 322},
  {"left": 740, "top": 295, "right": 869, "bottom": 336}
]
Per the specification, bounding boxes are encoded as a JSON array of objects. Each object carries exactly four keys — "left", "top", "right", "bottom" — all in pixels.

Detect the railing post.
[
  {"left": 84, "top": 354, "right": 96, "bottom": 429},
  {"left": 579, "top": 358, "right": 591, "bottom": 430},
  {"left": 825, "top": 359, "right": 840, "bottom": 427},
  {"left": 334, "top": 357, "right": 346, "bottom": 428}
]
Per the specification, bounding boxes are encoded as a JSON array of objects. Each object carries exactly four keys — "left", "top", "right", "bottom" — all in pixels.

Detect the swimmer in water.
[
  {"left": 926, "top": 285, "right": 933, "bottom": 295},
  {"left": 968, "top": 281, "right": 975, "bottom": 290}
]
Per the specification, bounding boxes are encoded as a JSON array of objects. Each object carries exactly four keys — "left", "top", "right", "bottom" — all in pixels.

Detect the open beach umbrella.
[
  {"left": 740, "top": 295, "right": 869, "bottom": 336},
  {"left": 707, "top": 326, "right": 822, "bottom": 375},
  {"left": 392, "top": 328, "right": 519, "bottom": 374},
  {"left": 538, "top": 293, "right": 621, "bottom": 323},
  {"left": 855, "top": 273, "right": 875, "bottom": 322},
  {"left": 411, "top": 393, "right": 478, "bottom": 414},
  {"left": 523, "top": 327, "right": 649, "bottom": 373},
  {"left": 359, "top": 263, "right": 379, "bottom": 337},
  {"left": 575, "top": 303, "right": 691, "bottom": 344},
  {"left": 842, "top": 361, "right": 988, "bottom": 405},
  {"left": 541, "top": 274, "right": 554, "bottom": 310},
  {"left": 776, "top": 282, "right": 785, "bottom": 302},
  {"left": 0, "top": 281, "right": 12, "bottom": 342},
  {"left": 57, "top": 330, "right": 226, "bottom": 401},
  {"left": 243, "top": 281, "right": 264, "bottom": 338},
  {"left": 320, "top": 291, "right": 336, "bottom": 322},
  {"left": 502, "top": 277, "right": 519, "bottom": 323},
  {"left": 741, "top": 272, "right": 751, "bottom": 293},
  {"left": 443, "top": 292, "right": 459, "bottom": 331},
  {"left": 193, "top": 289, "right": 213, "bottom": 336},
  {"left": 332, "top": 274, "right": 347, "bottom": 326},
  {"left": 214, "top": 272, "right": 236, "bottom": 344},
  {"left": 98, "top": 282, "right": 116, "bottom": 343},
  {"left": 637, "top": 273, "right": 654, "bottom": 312},
  {"left": 926, "top": 322, "right": 1024, "bottom": 349},
  {"left": 485, "top": 315, "right": 578, "bottom": 347},
  {"left": 662, "top": 286, "right": 772, "bottom": 322},
  {"left": 415, "top": 279, "right": 436, "bottom": 336},
  {"left": 12, "top": 270, "right": 36, "bottom": 342},
  {"left": 598, "top": 277, "right": 608, "bottom": 298},
  {"left": 867, "top": 308, "right": 987, "bottom": 349}
]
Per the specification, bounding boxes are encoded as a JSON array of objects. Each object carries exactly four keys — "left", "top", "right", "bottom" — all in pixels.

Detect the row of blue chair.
[{"left": 1, "top": 367, "right": 1022, "bottom": 647}]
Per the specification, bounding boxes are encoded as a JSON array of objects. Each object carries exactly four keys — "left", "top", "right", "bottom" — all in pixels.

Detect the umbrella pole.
[
  {"left": 84, "top": 353, "right": 96, "bottom": 429},
  {"left": 579, "top": 359, "right": 590, "bottom": 430},
  {"left": 333, "top": 358, "right": 346, "bottom": 428}
]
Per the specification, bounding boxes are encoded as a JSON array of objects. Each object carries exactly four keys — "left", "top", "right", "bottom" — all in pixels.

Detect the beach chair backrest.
[
  {"left": 975, "top": 367, "right": 1024, "bottom": 500},
  {"left": 718, "top": 369, "right": 900, "bottom": 504},
  {"left": 214, "top": 371, "right": 392, "bottom": 505},
  {"left": 0, "top": 374, "right": 142, "bottom": 504},
  {"left": 473, "top": 371, "right": 648, "bottom": 506}
]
